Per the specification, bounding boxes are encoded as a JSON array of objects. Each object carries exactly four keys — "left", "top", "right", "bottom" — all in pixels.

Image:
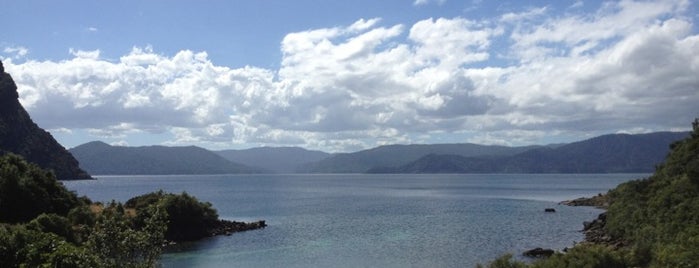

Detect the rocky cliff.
[{"left": 0, "top": 60, "right": 92, "bottom": 180}]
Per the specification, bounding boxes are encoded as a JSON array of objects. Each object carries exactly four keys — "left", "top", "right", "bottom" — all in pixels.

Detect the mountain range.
[
  {"left": 216, "top": 147, "right": 329, "bottom": 173},
  {"left": 70, "top": 131, "right": 687, "bottom": 175},
  {"left": 368, "top": 132, "right": 688, "bottom": 173},
  {"left": 296, "top": 143, "right": 540, "bottom": 173},
  {"left": 69, "top": 141, "right": 262, "bottom": 175}
]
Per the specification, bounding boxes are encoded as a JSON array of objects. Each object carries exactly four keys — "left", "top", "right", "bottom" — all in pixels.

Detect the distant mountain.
[
  {"left": 70, "top": 141, "right": 261, "bottom": 175},
  {"left": 0, "top": 60, "right": 91, "bottom": 180},
  {"left": 216, "top": 147, "right": 330, "bottom": 173},
  {"left": 369, "top": 132, "right": 689, "bottom": 173},
  {"left": 299, "top": 143, "right": 541, "bottom": 173}
]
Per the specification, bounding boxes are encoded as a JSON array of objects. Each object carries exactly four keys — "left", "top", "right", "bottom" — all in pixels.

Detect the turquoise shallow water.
[{"left": 64, "top": 173, "right": 644, "bottom": 267}]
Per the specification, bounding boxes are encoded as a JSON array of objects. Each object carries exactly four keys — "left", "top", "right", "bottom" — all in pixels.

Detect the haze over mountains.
[
  {"left": 369, "top": 132, "right": 688, "bottom": 173},
  {"left": 70, "top": 141, "right": 262, "bottom": 175},
  {"left": 70, "top": 132, "right": 687, "bottom": 175},
  {"left": 217, "top": 147, "right": 329, "bottom": 173}
]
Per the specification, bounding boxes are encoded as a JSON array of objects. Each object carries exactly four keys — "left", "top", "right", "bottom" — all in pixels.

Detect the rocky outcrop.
[
  {"left": 581, "top": 212, "right": 626, "bottom": 249},
  {"left": 0, "top": 60, "right": 92, "bottom": 180},
  {"left": 559, "top": 193, "right": 609, "bottom": 208},
  {"left": 523, "top": 247, "right": 554, "bottom": 258},
  {"left": 209, "top": 219, "right": 267, "bottom": 237}
]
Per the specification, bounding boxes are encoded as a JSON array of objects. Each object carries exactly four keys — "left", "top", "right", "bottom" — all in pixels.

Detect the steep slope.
[
  {"left": 216, "top": 147, "right": 330, "bottom": 173},
  {"left": 601, "top": 122, "right": 699, "bottom": 266},
  {"left": 70, "top": 141, "right": 261, "bottom": 175},
  {"left": 0, "top": 60, "right": 91, "bottom": 180},
  {"left": 371, "top": 132, "right": 688, "bottom": 173},
  {"left": 299, "top": 143, "right": 539, "bottom": 173}
]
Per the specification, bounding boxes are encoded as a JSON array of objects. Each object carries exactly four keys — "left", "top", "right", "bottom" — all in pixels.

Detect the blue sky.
[{"left": 1, "top": 0, "right": 698, "bottom": 152}]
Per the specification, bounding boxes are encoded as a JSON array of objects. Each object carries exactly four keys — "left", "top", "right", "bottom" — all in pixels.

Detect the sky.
[{"left": 1, "top": 0, "right": 698, "bottom": 153}]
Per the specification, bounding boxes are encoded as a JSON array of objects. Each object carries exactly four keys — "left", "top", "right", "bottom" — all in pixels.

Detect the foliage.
[
  {"left": 476, "top": 254, "right": 527, "bottom": 268},
  {"left": 603, "top": 118, "right": 699, "bottom": 267},
  {"left": 529, "top": 245, "right": 630, "bottom": 268},
  {"left": 0, "top": 154, "right": 82, "bottom": 223},
  {"left": 0, "top": 154, "right": 167, "bottom": 267},
  {"left": 126, "top": 190, "right": 219, "bottom": 241},
  {"left": 87, "top": 202, "right": 166, "bottom": 267}
]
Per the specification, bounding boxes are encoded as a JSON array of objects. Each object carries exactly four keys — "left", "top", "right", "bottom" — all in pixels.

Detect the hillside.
[
  {"left": 370, "top": 132, "right": 687, "bottom": 173},
  {"left": 70, "top": 141, "right": 261, "bottom": 175},
  {"left": 299, "top": 143, "right": 540, "bottom": 173},
  {"left": 0, "top": 60, "right": 91, "bottom": 180},
  {"left": 481, "top": 121, "right": 699, "bottom": 267},
  {"left": 216, "top": 147, "right": 330, "bottom": 173}
]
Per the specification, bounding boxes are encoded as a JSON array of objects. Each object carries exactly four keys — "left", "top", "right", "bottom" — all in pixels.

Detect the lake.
[{"left": 63, "top": 173, "right": 644, "bottom": 267}]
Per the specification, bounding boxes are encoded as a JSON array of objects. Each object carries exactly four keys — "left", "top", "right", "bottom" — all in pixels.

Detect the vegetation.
[
  {"left": 481, "top": 119, "right": 699, "bottom": 267},
  {"left": 0, "top": 153, "right": 233, "bottom": 267},
  {"left": 0, "top": 154, "right": 82, "bottom": 223},
  {"left": 125, "top": 190, "right": 219, "bottom": 241}
]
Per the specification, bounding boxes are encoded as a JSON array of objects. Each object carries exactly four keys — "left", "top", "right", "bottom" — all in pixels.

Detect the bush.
[
  {"left": 126, "top": 191, "right": 220, "bottom": 241},
  {"left": 0, "top": 154, "right": 82, "bottom": 223}
]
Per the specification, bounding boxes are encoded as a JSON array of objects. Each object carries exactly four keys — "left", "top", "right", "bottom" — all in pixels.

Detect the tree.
[{"left": 0, "top": 154, "right": 82, "bottom": 223}]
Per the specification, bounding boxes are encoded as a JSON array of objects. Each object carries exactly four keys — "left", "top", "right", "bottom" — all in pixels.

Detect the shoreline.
[
  {"left": 208, "top": 219, "right": 267, "bottom": 237},
  {"left": 523, "top": 194, "right": 618, "bottom": 258},
  {"left": 164, "top": 219, "right": 267, "bottom": 246},
  {"left": 561, "top": 194, "right": 625, "bottom": 248}
]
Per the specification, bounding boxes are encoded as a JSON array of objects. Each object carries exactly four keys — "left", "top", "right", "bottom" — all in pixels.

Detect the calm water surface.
[{"left": 64, "top": 174, "right": 644, "bottom": 268}]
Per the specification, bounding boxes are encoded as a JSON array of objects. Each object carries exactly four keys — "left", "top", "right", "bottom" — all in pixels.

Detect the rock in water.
[
  {"left": 0, "top": 60, "right": 92, "bottom": 180},
  {"left": 523, "top": 247, "right": 554, "bottom": 258}
]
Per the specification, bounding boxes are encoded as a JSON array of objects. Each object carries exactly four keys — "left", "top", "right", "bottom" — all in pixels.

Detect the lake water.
[{"left": 63, "top": 173, "right": 644, "bottom": 268}]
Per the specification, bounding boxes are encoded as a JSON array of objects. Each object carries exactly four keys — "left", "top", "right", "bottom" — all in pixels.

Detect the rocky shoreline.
[
  {"left": 208, "top": 219, "right": 267, "bottom": 237},
  {"left": 564, "top": 194, "right": 627, "bottom": 246},
  {"left": 164, "top": 219, "right": 266, "bottom": 246},
  {"left": 523, "top": 194, "right": 620, "bottom": 258},
  {"left": 558, "top": 193, "right": 609, "bottom": 208}
]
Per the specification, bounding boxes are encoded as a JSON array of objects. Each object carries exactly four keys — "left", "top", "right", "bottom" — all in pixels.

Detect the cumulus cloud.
[{"left": 3, "top": 0, "right": 698, "bottom": 151}]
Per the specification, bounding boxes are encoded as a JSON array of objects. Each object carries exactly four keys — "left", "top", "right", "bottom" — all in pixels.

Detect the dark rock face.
[
  {"left": 523, "top": 247, "right": 554, "bottom": 258},
  {"left": 0, "top": 60, "right": 92, "bottom": 180}
]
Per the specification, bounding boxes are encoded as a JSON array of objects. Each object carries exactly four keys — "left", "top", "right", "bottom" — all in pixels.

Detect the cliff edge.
[{"left": 0, "top": 60, "right": 92, "bottom": 180}]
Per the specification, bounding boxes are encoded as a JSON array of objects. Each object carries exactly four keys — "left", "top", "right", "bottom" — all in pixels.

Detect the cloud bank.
[{"left": 3, "top": 0, "right": 698, "bottom": 152}]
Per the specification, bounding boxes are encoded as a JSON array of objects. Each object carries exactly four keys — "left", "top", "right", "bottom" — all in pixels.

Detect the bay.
[{"left": 63, "top": 173, "right": 643, "bottom": 267}]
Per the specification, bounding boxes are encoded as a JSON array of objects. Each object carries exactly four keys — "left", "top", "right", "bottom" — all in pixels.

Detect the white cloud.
[
  {"left": 3, "top": 46, "right": 29, "bottom": 58},
  {"left": 413, "top": 0, "right": 446, "bottom": 6},
  {"left": 500, "top": 7, "right": 548, "bottom": 23},
  {"left": 69, "top": 48, "right": 100, "bottom": 59},
  {"left": 3, "top": 0, "right": 698, "bottom": 152}
]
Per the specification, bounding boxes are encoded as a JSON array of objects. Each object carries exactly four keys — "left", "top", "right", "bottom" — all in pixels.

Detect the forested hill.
[
  {"left": 368, "top": 132, "right": 688, "bottom": 173},
  {"left": 70, "top": 141, "right": 262, "bottom": 175},
  {"left": 0, "top": 60, "right": 91, "bottom": 180}
]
